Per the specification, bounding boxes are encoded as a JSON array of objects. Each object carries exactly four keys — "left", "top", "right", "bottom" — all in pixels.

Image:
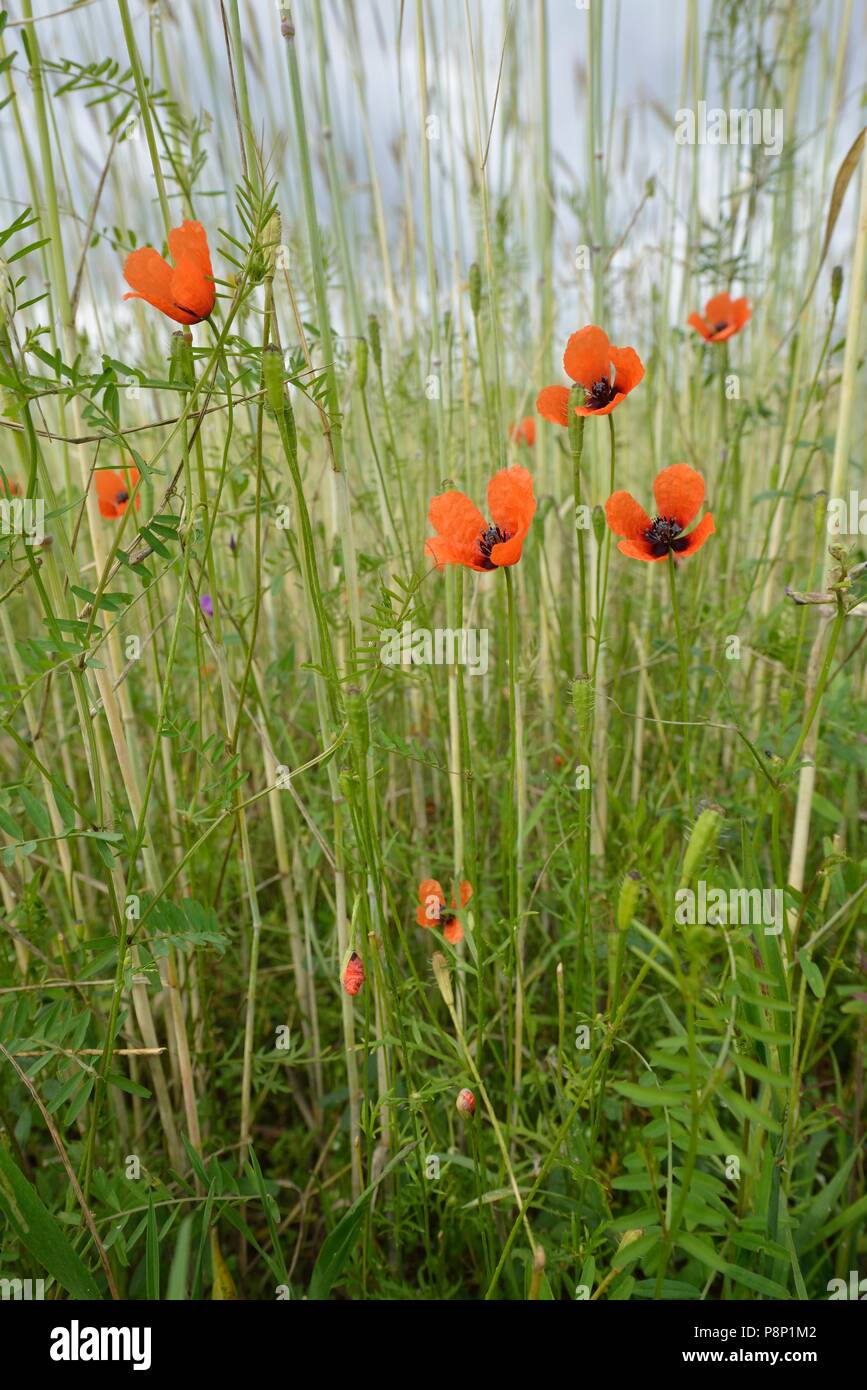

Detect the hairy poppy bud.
[
  {"left": 431, "top": 951, "right": 454, "bottom": 1008},
  {"left": 592, "top": 502, "right": 606, "bottom": 546},
  {"left": 680, "top": 806, "right": 723, "bottom": 888},
  {"left": 468, "top": 262, "right": 482, "bottom": 317},
  {"left": 456, "top": 1087, "right": 475, "bottom": 1119},
  {"left": 343, "top": 952, "right": 364, "bottom": 996},
  {"left": 616, "top": 870, "right": 641, "bottom": 933}
]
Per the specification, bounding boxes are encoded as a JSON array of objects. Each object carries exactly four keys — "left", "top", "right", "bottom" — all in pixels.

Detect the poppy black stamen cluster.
[
  {"left": 644, "top": 515, "right": 690, "bottom": 557},
  {"left": 478, "top": 523, "right": 509, "bottom": 569},
  {"left": 585, "top": 376, "right": 616, "bottom": 409}
]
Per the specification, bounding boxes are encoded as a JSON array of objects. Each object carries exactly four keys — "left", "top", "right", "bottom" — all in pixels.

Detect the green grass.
[{"left": 0, "top": 0, "right": 865, "bottom": 1303}]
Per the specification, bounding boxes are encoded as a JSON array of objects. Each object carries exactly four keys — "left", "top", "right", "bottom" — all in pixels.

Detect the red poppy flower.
[
  {"left": 537, "top": 325, "right": 644, "bottom": 423},
  {"left": 688, "top": 292, "right": 751, "bottom": 343},
  {"left": 96, "top": 466, "right": 141, "bottom": 519},
  {"left": 509, "top": 417, "right": 536, "bottom": 447},
  {"left": 343, "top": 952, "right": 365, "bottom": 996},
  {"left": 1, "top": 475, "right": 20, "bottom": 496},
  {"left": 416, "top": 879, "right": 473, "bottom": 945},
  {"left": 123, "top": 221, "right": 215, "bottom": 325},
  {"left": 605, "top": 464, "right": 715, "bottom": 562},
  {"left": 426, "top": 466, "right": 536, "bottom": 572}
]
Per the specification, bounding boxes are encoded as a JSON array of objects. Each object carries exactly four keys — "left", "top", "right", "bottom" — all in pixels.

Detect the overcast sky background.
[{"left": 2, "top": 0, "right": 864, "bottom": 352}]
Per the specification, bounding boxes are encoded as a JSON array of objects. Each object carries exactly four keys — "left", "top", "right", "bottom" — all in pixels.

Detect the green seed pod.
[
  {"left": 468, "top": 262, "right": 482, "bottom": 317},
  {"left": 592, "top": 503, "right": 606, "bottom": 547},
  {"left": 262, "top": 343, "right": 286, "bottom": 413},
  {"left": 170, "top": 330, "right": 195, "bottom": 387},
  {"left": 345, "top": 684, "right": 369, "bottom": 761},
  {"left": 567, "top": 386, "right": 585, "bottom": 458},
  {"left": 680, "top": 806, "right": 723, "bottom": 887},
  {"left": 571, "top": 675, "right": 594, "bottom": 750},
  {"left": 616, "top": 871, "right": 642, "bottom": 933},
  {"left": 367, "top": 314, "right": 382, "bottom": 370},
  {"left": 830, "top": 265, "right": 843, "bottom": 305},
  {"left": 356, "top": 336, "right": 369, "bottom": 392}
]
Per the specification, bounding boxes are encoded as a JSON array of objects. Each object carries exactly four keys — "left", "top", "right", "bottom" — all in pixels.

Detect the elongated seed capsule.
[
  {"left": 356, "top": 336, "right": 368, "bottom": 392},
  {"left": 367, "top": 314, "right": 382, "bottom": 371},
  {"left": 263, "top": 343, "right": 289, "bottom": 418},
  {"left": 592, "top": 503, "right": 606, "bottom": 546},
  {"left": 345, "top": 684, "right": 369, "bottom": 761},
  {"left": 616, "top": 870, "right": 642, "bottom": 933},
  {"left": 572, "top": 675, "right": 594, "bottom": 757},
  {"left": 568, "top": 385, "right": 585, "bottom": 456},
  {"left": 680, "top": 806, "right": 723, "bottom": 887},
  {"left": 468, "top": 262, "right": 482, "bottom": 317}
]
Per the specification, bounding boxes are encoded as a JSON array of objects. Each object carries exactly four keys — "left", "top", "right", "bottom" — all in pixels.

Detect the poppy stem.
[
  {"left": 667, "top": 551, "right": 693, "bottom": 807},
  {"left": 568, "top": 401, "right": 588, "bottom": 673},
  {"left": 504, "top": 565, "right": 525, "bottom": 1122}
]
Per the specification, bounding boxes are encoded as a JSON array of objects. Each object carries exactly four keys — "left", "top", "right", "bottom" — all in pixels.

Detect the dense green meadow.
[{"left": 0, "top": 0, "right": 865, "bottom": 1304}]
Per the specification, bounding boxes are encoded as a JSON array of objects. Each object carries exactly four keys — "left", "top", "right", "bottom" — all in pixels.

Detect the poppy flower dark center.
[
  {"left": 585, "top": 376, "right": 616, "bottom": 410},
  {"left": 116, "top": 491, "right": 128, "bottom": 504},
  {"left": 478, "top": 523, "right": 509, "bottom": 570},
  {"left": 644, "top": 515, "right": 690, "bottom": 557},
  {"left": 712, "top": 321, "right": 729, "bottom": 334},
  {"left": 440, "top": 912, "right": 455, "bottom": 930}
]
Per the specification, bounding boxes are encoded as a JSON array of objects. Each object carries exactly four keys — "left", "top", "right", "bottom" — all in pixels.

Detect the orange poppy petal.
[
  {"left": 428, "top": 489, "right": 487, "bottom": 555},
  {"left": 676, "top": 511, "right": 715, "bottom": 558},
  {"left": 96, "top": 468, "right": 139, "bottom": 519},
  {"left": 730, "top": 297, "right": 751, "bottom": 329},
  {"left": 488, "top": 533, "right": 525, "bottom": 567},
  {"left": 425, "top": 534, "right": 487, "bottom": 571},
  {"left": 704, "top": 292, "right": 733, "bottom": 324},
  {"left": 653, "top": 464, "right": 705, "bottom": 529},
  {"left": 418, "top": 879, "right": 445, "bottom": 906},
  {"left": 574, "top": 397, "right": 624, "bottom": 417},
  {"left": 443, "top": 918, "right": 463, "bottom": 946},
  {"left": 458, "top": 881, "right": 473, "bottom": 907},
  {"left": 487, "top": 465, "right": 536, "bottom": 541},
  {"left": 536, "top": 385, "right": 571, "bottom": 427},
  {"left": 687, "top": 312, "right": 712, "bottom": 340},
  {"left": 563, "top": 325, "right": 610, "bottom": 388},
  {"left": 609, "top": 346, "right": 644, "bottom": 398},
  {"left": 617, "top": 538, "right": 665, "bottom": 562},
  {"left": 168, "top": 220, "right": 212, "bottom": 275},
  {"left": 605, "top": 490, "right": 652, "bottom": 540},
  {"left": 123, "top": 246, "right": 174, "bottom": 313},
  {"left": 169, "top": 259, "right": 214, "bottom": 322}
]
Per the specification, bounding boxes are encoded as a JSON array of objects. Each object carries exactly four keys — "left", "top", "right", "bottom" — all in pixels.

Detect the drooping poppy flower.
[
  {"left": 509, "top": 417, "right": 536, "bottom": 447},
  {"left": 456, "top": 1087, "right": 475, "bottom": 1119},
  {"left": 123, "top": 221, "right": 215, "bottom": 325},
  {"left": 343, "top": 952, "right": 365, "bottom": 996},
  {"left": 605, "top": 463, "right": 715, "bottom": 562},
  {"left": 96, "top": 466, "right": 140, "bottom": 519},
  {"left": 537, "top": 325, "right": 644, "bottom": 423},
  {"left": 416, "top": 879, "right": 473, "bottom": 945},
  {"left": 426, "top": 466, "right": 536, "bottom": 572},
  {"left": 688, "top": 292, "right": 751, "bottom": 343}
]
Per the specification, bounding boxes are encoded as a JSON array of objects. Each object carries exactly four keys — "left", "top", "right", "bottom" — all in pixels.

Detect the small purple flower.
[
  {"left": 229, "top": 534, "right": 237, "bottom": 554},
  {"left": 199, "top": 593, "right": 214, "bottom": 619}
]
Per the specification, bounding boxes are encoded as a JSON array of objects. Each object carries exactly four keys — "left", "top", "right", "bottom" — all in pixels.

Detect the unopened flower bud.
[
  {"left": 343, "top": 952, "right": 364, "bottom": 996},
  {"left": 456, "top": 1087, "right": 475, "bottom": 1119}
]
